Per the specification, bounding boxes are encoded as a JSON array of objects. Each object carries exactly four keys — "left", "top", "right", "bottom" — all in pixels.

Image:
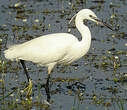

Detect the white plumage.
[
  {"left": 4, "top": 9, "right": 98, "bottom": 74},
  {"left": 4, "top": 8, "right": 113, "bottom": 75},
  {"left": 4, "top": 9, "right": 113, "bottom": 97}
]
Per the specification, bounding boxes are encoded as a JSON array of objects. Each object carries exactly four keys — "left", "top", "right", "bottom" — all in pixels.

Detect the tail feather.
[{"left": 4, "top": 45, "right": 20, "bottom": 60}]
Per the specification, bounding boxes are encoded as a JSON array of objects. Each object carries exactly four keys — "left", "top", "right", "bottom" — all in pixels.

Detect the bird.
[{"left": 4, "top": 9, "right": 113, "bottom": 97}]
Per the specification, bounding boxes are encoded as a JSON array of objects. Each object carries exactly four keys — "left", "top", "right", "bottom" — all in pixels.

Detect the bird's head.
[
  {"left": 76, "top": 9, "right": 98, "bottom": 23},
  {"left": 69, "top": 9, "right": 115, "bottom": 31}
]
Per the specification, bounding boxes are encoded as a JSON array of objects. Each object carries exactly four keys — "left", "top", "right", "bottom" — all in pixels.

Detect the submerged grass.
[{"left": 0, "top": 51, "right": 126, "bottom": 109}]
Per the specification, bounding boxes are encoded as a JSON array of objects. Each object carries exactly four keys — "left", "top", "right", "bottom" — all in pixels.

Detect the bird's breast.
[{"left": 58, "top": 43, "right": 88, "bottom": 65}]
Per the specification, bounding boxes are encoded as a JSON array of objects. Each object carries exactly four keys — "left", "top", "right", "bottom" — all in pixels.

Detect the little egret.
[{"left": 4, "top": 9, "right": 113, "bottom": 96}]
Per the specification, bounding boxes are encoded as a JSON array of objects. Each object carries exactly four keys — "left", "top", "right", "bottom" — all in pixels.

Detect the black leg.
[
  {"left": 20, "top": 60, "right": 31, "bottom": 82},
  {"left": 45, "top": 74, "right": 51, "bottom": 102}
]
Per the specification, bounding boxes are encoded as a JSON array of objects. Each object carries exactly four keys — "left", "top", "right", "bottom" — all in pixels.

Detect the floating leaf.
[
  {"left": 35, "top": 19, "right": 39, "bottom": 23},
  {"left": 14, "top": 2, "right": 21, "bottom": 7},
  {"left": 22, "top": 19, "right": 27, "bottom": 22}
]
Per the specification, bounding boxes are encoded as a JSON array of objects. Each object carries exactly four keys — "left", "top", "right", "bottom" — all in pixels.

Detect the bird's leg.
[
  {"left": 20, "top": 60, "right": 32, "bottom": 97},
  {"left": 45, "top": 65, "right": 54, "bottom": 102},
  {"left": 44, "top": 64, "right": 55, "bottom": 102},
  {"left": 45, "top": 74, "right": 51, "bottom": 102}
]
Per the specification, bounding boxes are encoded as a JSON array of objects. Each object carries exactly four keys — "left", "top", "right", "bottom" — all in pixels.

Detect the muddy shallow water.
[{"left": 0, "top": 0, "right": 127, "bottom": 110}]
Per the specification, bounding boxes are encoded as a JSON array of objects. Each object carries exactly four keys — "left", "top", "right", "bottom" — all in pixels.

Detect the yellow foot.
[{"left": 23, "top": 79, "right": 32, "bottom": 97}]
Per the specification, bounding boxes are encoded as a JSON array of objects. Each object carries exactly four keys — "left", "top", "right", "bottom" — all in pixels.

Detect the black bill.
[{"left": 89, "top": 15, "right": 117, "bottom": 31}]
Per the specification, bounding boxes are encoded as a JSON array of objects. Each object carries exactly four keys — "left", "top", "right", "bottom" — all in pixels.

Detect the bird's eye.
[
  {"left": 89, "top": 15, "right": 93, "bottom": 18},
  {"left": 89, "top": 15, "right": 97, "bottom": 21}
]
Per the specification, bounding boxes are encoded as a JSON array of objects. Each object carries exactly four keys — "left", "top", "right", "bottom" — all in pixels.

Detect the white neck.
[{"left": 75, "top": 14, "right": 91, "bottom": 53}]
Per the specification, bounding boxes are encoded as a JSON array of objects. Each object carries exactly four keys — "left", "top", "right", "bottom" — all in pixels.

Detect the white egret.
[{"left": 4, "top": 9, "right": 113, "bottom": 96}]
